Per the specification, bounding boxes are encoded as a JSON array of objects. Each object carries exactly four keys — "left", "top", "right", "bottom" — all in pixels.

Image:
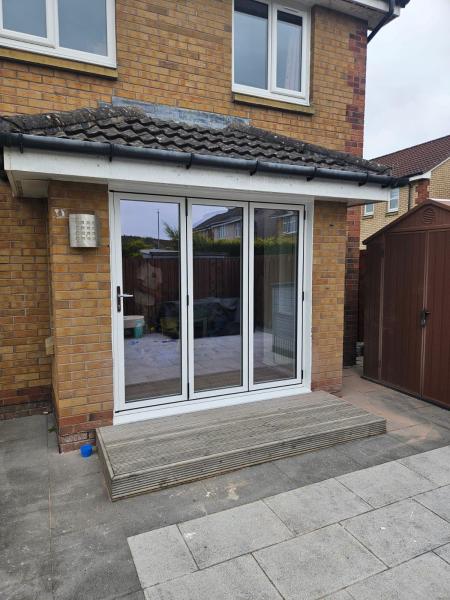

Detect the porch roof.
[{"left": 1, "top": 106, "right": 391, "bottom": 180}]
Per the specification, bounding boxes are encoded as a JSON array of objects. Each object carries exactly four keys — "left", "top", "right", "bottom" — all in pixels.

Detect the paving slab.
[
  {"left": 264, "top": 478, "right": 371, "bottom": 535},
  {"left": 274, "top": 445, "right": 363, "bottom": 486},
  {"left": 337, "top": 461, "right": 435, "bottom": 508},
  {"left": 144, "top": 555, "right": 282, "bottom": 600},
  {"left": 389, "top": 422, "right": 450, "bottom": 452},
  {"left": 400, "top": 446, "right": 450, "bottom": 485},
  {"left": 323, "top": 592, "right": 353, "bottom": 600},
  {"left": 346, "top": 552, "right": 450, "bottom": 599},
  {"left": 336, "top": 433, "right": 418, "bottom": 468},
  {"left": 128, "top": 525, "right": 197, "bottom": 589},
  {"left": 435, "top": 543, "right": 450, "bottom": 564},
  {"left": 254, "top": 523, "right": 385, "bottom": 600},
  {"left": 51, "top": 522, "right": 141, "bottom": 600},
  {"left": 414, "top": 485, "right": 450, "bottom": 522},
  {"left": 179, "top": 500, "right": 292, "bottom": 568},
  {"left": 343, "top": 499, "right": 450, "bottom": 567}
]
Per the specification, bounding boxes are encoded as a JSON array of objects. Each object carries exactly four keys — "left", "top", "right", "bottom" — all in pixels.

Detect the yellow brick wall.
[
  {"left": 47, "top": 182, "right": 113, "bottom": 450},
  {"left": 0, "top": 181, "right": 52, "bottom": 417},
  {"left": 0, "top": 1, "right": 366, "bottom": 152},
  {"left": 312, "top": 201, "right": 347, "bottom": 393},
  {"left": 360, "top": 185, "right": 411, "bottom": 247},
  {"left": 430, "top": 158, "right": 450, "bottom": 199}
]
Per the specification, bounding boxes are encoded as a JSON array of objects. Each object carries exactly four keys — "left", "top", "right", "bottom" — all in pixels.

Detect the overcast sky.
[{"left": 364, "top": 0, "right": 450, "bottom": 159}]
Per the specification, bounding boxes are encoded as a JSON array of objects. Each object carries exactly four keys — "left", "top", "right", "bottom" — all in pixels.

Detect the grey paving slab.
[
  {"left": 337, "top": 434, "right": 419, "bottom": 468},
  {"left": 400, "top": 446, "right": 450, "bottom": 486},
  {"left": 254, "top": 523, "right": 385, "bottom": 600},
  {"left": 144, "top": 554, "right": 282, "bottom": 600},
  {"left": 0, "top": 509, "right": 51, "bottom": 569},
  {"left": 265, "top": 478, "right": 371, "bottom": 535},
  {"left": 343, "top": 499, "right": 450, "bottom": 567},
  {"left": 200, "top": 461, "right": 297, "bottom": 511},
  {"left": 414, "top": 485, "right": 450, "bottom": 522},
  {"left": 337, "top": 461, "right": 435, "bottom": 508},
  {"left": 52, "top": 522, "right": 141, "bottom": 600},
  {"left": 435, "top": 543, "right": 450, "bottom": 564},
  {"left": 389, "top": 422, "right": 450, "bottom": 453},
  {"left": 128, "top": 525, "right": 197, "bottom": 589},
  {"left": 323, "top": 592, "right": 353, "bottom": 600},
  {"left": 274, "top": 445, "right": 363, "bottom": 486},
  {"left": 0, "top": 414, "right": 48, "bottom": 443},
  {"left": 179, "top": 500, "right": 292, "bottom": 568},
  {"left": 415, "top": 405, "right": 450, "bottom": 431},
  {"left": 346, "top": 552, "right": 450, "bottom": 599},
  {"left": 0, "top": 573, "right": 53, "bottom": 600}
]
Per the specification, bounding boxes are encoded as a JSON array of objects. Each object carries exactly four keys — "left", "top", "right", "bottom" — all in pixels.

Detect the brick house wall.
[
  {"left": 430, "top": 158, "right": 450, "bottom": 198},
  {"left": 0, "top": 0, "right": 369, "bottom": 447}
]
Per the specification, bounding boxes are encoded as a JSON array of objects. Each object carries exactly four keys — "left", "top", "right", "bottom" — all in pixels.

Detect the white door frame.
[
  {"left": 110, "top": 192, "right": 188, "bottom": 413},
  {"left": 249, "top": 203, "right": 305, "bottom": 391},
  {"left": 110, "top": 190, "right": 313, "bottom": 424},
  {"left": 187, "top": 198, "right": 250, "bottom": 400}
]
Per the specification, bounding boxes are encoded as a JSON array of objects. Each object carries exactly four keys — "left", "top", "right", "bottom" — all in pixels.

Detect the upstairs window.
[
  {"left": 388, "top": 188, "right": 400, "bottom": 213},
  {"left": 0, "top": 0, "right": 115, "bottom": 67},
  {"left": 233, "top": 0, "right": 310, "bottom": 105},
  {"left": 282, "top": 214, "right": 297, "bottom": 234},
  {"left": 363, "top": 204, "right": 374, "bottom": 217}
]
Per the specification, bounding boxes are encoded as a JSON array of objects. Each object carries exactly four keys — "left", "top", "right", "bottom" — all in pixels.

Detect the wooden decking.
[{"left": 97, "top": 392, "right": 386, "bottom": 501}]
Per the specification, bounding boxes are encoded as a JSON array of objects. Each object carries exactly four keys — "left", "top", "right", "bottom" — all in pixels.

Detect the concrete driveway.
[{"left": 2, "top": 367, "right": 450, "bottom": 599}]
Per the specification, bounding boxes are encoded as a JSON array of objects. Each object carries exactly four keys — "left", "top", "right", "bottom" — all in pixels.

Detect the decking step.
[{"left": 97, "top": 392, "right": 386, "bottom": 501}]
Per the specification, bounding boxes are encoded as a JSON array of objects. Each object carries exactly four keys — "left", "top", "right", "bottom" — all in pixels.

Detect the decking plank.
[{"left": 97, "top": 392, "right": 385, "bottom": 500}]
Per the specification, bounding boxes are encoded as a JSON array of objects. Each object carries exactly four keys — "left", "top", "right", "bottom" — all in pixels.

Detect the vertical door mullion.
[
  {"left": 248, "top": 204, "right": 255, "bottom": 388},
  {"left": 186, "top": 198, "right": 194, "bottom": 399},
  {"left": 179, "top": 197, "right": 189, "bottom": 401},
  {"left": 112, "top": 193, "right": 126, "bottom": 412}
]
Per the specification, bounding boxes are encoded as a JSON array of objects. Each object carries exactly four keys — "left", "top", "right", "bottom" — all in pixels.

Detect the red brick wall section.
[
  {"left": 0, "top": 181, "right": 52, "bottom": 419},
  {"left": 47, "top": 182, "right": 113, "bottom": 452},
  {"left": 343, "top": 24, "right": 367, "bottom": 365},
  {"left": 415, "top": 179, "right": 430, "bottom": 204}
]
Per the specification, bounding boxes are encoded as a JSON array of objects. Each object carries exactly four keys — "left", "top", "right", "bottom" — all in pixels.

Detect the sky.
[{"left": 364, "top": 0, "right": 450, "bottom": 159}]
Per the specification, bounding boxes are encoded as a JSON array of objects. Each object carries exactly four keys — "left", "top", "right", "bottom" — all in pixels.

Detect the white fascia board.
[
  {"left": 4, "top": 148, "right": 389, "bottom": 204},
  {"left": 409, "top": 171, "right": 431, "bottom": 182},
  {"left": 304, "top": 1, "right": 401, "bottom": 29}
]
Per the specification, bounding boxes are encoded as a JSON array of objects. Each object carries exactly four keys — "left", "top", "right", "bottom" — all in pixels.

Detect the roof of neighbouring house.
[
  {"left": 0, "top": 106, "right": 389, "bottom": 176},
  {"left": 372, "top": 135, "right": 450, "bottom": 179}
]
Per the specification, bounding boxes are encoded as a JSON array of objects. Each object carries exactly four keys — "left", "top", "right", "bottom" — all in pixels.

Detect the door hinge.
[
  {"left": 187, "top": 294, "right": 190, "bottom": 306},
  {"left": 187, "top": 382, "right": 190, "bottom": 396},
  {"left": 302, "top": 291, "right": 305, "bottom": 301},
  {"left": 301, "top": 369, "right": 304, "bottom": 379}
]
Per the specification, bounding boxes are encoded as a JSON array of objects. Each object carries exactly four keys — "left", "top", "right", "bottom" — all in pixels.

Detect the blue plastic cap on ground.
[{"left": 80, "top": 443, "right": 93, "bottom": 458}]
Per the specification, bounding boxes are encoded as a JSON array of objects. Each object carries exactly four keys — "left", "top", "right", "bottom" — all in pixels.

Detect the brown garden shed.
[{"left": 363, "top": 199, "right": 450, "bottom": 409}]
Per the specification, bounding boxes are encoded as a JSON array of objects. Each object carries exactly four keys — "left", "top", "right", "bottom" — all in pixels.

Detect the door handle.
[
  {"left": 420, "top": 308, "right": 431, "bottom": 328},
  {"left": 117, "top": 286, "right": 134, "bottom": 313}
]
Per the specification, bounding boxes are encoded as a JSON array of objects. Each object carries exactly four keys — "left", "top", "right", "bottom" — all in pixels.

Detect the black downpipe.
[
  {"left": 0, "top": 131, "right": 407, "bottom": 188},
  {"left": 368, "top": 0, "right": 395, "bottom": 43}
]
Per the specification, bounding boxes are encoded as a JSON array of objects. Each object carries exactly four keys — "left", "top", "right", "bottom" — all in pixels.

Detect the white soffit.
[
  {"left": 301, "top": 0, "right": 401, "bottom": 29},
  {"left": 4, "top": 148, "right": 389, "bottom": 205}
]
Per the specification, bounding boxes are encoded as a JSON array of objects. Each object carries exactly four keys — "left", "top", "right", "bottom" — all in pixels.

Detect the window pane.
[
  {"left": 364, "top": 204, "right": 374, "bottom": 216},
  {"left": 389, "top": 188, "right": 399, "bottom": 211},
  {"left": 3, "top": 0, "right": 46, "bottom": 37},
  {"left": 277, "top": 11, "right": 302, "bottom": 91},
  {"left": 253, "top": 208, "right": 299, "bottom": 384},
  {"left": 58, "top": 0, "right": 107, "bottom": 55},
  {"left": 234, "top": 0, "right": 268, "bottom": 90}
]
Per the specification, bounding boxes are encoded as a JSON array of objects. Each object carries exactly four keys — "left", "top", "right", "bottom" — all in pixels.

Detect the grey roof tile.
[{"left": 0, "top": 105, "right": 387, "bottom": 175}]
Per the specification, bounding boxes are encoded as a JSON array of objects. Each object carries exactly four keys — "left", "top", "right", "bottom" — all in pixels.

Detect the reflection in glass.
[
  {"left": 277, "top": 11, "right": 302, "bottom": 91},
  {"left": 58, "top": 0, "right": 108, "bottom": 55},
  {"left": 234, "top": 0, "right": 268, "bottom": 90},
  {"left": 253, "top": 208, "right": 299, "bottom": 384},
  {"left": 192, "top": 205, "right": 243, "bottom": 392},
  {"left": 121, "top": 200, "right": 181, "bottom": 402},
  {"left": 3, "top": 0, "right": 47, "bottom": 37}
]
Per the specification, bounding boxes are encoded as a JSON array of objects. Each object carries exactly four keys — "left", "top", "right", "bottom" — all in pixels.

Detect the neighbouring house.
[
  {"left": 361, "top": 134, "right": 450, "bottom": 247},
  {"left": 0, "top": 0, "right": 408, "bottom": 451}
]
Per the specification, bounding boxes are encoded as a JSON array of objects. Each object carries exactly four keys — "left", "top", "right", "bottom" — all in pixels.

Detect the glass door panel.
[
  {"left": 120, "top": 198, "right": 183, "bottom": 403},
  {"left": 252, "top": 206, "right": 300, "bottom": 385},
  {"left": 190, "top": 202, "right": 247, "bottom": 394}
]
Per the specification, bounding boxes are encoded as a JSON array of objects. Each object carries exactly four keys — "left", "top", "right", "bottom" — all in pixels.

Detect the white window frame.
[
  {"left": 232, "top": 0, "right": 311, "bottom": 106},
  {"left": 388, "top": 188, "right": 400, "bottom": 213},
  {"left": 363, "top": 203, "right": 374, "bottom": 217},
  {"left": 0, "top": 0, "right": 116, "bottom": 67}
]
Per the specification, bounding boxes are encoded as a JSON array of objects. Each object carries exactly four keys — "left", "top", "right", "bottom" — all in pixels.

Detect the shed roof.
[{"left": 363, "top": 199, "right": 450, "bottom": 245}]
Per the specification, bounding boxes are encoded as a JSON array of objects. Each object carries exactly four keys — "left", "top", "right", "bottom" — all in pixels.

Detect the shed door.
[
  {"left": 381, "top": 232, "right": 426, "bottom": 396},
  {"left": 421, "top": 230, "right": 450, "bottom": 407}
]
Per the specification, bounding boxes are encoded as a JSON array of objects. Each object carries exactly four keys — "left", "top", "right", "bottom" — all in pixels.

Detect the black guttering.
[
  {"left": 368, "top": 0, "right": 395, "bottom": 43},
  {"left": 0, "top": 131, "right": 408, "bottom": 188}
]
